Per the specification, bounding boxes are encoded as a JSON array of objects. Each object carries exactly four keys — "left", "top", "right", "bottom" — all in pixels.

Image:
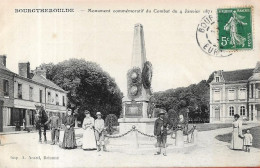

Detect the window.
[
  {"left": 48, "top": 92, "right": 51, "bottom": 103},
  {"left": 29, "top": 86, "right": 33, "bottom": 101},
  {"left": 62, "top": 96, "right": 65, "bottom": 106},
  {"left": 39, "top": 90, "right": 43, "bottom": 103},
  {"left": 228, "top": 89, "right": 235, "bottom": 101},
  {"left": 239, "top": 88, "right": 246, "bottom": 100},
  {"left": 213, "top": 90, "right": 220, "bottom": 102},
  {"left": 240, "top": 106, "right": 246, "bottom": 116},
  {"left": 56, "top": 93, "right": 59, "bottom": 105},
  {"left": 229, "top": 106, "right": 234, "bottom": 116},
  {"left": 251, "top": 105, "right": 254, "bottom": 121},
  {"left": 18, "top": 83, "right": 22, "bottom": 99},
  {"left": 216, "top": 77, "right": 220, "bottom": 82},
  {"left": 251, "top": 84, "right": 254, "bottom": 98},
  {"left": 214, "top": 107, "right": 220, "bottom": 121},
  {"left": 3, "top": 80, "right": 9, "bottom": 97}
]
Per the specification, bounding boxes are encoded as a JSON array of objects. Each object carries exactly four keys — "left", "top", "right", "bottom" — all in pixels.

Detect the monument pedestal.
[
  {"left": 117, "top": 117, "right": 156, "bottom": 150},
  {"left": 118, "top": 118, "right": 156, "bottom": 135},
  {"left": 119, "top": 100, "right": 155, "bottom": 135}
]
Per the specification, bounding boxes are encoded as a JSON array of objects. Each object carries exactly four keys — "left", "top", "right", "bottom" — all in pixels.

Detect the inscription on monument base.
[{"left": 125, "top": 103, "right": 143, "bottom": 117}]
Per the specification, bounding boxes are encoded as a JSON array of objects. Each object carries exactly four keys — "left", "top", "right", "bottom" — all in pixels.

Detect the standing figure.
[
  {"left": 82, "top": 110, "right": 96, "bottom": 150},
  {"left": 154, "top": 110, "right": 168, "bottom": 156},
  {"left": 45, "top": 113, "right": 61, "bottom": 145},
  {"left": 95, "top": 112, "right": 106, "bottom": 152},
  {"left": 34, "top": 107, "right": 48, "bottom": 143},
  {"left": 231, "top": 114, "right": 244, "bottom": 150},
  {"left": 244, "top": 129, "right": 253, "bottom": 152},
  {"left": 62, "top": 109, "right": 77, "bottom": 149},
  {"left": 224, "top": 11, "right": 247, "bottom": 48},
  {"left": 22, "top": 118, "right": 26, "bottom": 131}
]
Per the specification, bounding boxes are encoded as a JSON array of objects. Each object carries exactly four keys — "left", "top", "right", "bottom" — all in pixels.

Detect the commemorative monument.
[{"left": 118, "top": 23, "right": 155, "bottom": 135}]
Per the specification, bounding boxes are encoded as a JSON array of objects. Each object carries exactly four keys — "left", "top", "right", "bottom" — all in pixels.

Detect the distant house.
[
  {"left": 209, "top": 62, "right": 260, "bottom": 123},
  {"left": 0, "top": 55, "right": 68, "bottom": 132}
]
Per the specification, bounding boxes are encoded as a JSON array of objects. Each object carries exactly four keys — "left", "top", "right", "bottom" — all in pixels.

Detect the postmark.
[
  {"left": 218, "top": 7, "right": 253, "bottom": 50},
  {"left": 196, "top": 14, "right": 232, "bottom": 57}
]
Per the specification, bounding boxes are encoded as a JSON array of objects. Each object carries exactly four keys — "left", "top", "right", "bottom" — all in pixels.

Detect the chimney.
[
  {"left": 35, "top": 67, "right": 46, "bottom": 78},
  {"left": 19, "top": 62, "right": 30, "bottom": 78},
  {"left": 131, "top": 23, "right": 147, "bottom": 69},
  {"left": 0, "top": 55, "right": 6, "bottom": 67},
  {"left": 253, "top": 61, "right": 260, "bottom": 73}
]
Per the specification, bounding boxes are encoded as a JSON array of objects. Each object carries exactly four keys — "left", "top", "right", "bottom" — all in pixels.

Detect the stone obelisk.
[
  {"left": 118, "top": 23, "right": 154, "bottom": 134},
  {"left": 131, "top": 24, "right": 147, "bottom": 69}
]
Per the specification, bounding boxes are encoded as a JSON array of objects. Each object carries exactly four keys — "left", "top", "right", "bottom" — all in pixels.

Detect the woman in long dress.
[
  {"left": 231, "top": 114, "right": 244, "bottom": 150},
  {"left": 62, "top": 109, "right": 77, "bottom": 149},
  {"left": 82, "top": 110, "right": 96, "bottom": 150}
]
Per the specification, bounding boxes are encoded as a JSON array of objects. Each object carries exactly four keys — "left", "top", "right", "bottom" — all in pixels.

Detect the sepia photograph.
[{"left": 0, "top": 0, "right": 260, "bottom": 167}]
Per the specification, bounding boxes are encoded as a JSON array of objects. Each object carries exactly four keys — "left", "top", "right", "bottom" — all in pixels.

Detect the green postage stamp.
[{"left": 218, "top": 7, "right": 253, "bottom": 50}]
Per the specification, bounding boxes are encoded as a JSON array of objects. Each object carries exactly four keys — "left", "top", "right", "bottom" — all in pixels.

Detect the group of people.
[
  {"left": 81, "top": 110, "right": 107, "bottom": 151},
  {"left": 35, "top": 107, "right": 254, "bottom": 154},
  {"left": 35, "top": 108, "right": 107, "bottom": 152},
  {"left": 153, "top": 110, "right": 255, "bottom": 156},
  {"left": 231, "top": 114, "right": 253, "bottom": 152}
]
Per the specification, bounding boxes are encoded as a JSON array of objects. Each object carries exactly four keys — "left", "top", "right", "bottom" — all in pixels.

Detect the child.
[
  {"left": 244, "top": 129, "right": 253, "bottom": 152},
  {"left": 94, "top": 112, "right": 107, "bottom": 152},
  {"left": 154, "top": 110, "right": 168, "bottom": 156}
]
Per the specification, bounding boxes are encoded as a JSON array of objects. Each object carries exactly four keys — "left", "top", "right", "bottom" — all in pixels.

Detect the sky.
[{"left": 0, "top": 0, "right": 259, "bottom": 96}]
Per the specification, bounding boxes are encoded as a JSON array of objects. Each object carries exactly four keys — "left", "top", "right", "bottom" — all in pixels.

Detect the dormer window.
[{"left": 216, "top": 77, "right": 220, "bottom": 82}]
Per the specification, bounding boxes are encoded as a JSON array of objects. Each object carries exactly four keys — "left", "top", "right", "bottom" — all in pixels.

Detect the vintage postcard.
[{"left": 0, "top": 0, "right": 260, "bottom": 167}]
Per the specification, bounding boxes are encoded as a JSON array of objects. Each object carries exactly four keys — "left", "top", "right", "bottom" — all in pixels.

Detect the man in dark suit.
[
  {"left": 45, "top": 113, "right": 61, "bottom": 145},
  {"left": 154, "top": 110, "right": 169, "bottom": 156}
]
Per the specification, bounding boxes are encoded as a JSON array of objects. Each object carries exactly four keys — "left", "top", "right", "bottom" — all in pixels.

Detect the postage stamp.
[
  {"left": 218, "top": 7, "right": 253, "bottom": 50},
  {"left": 196, "top": 14, "right": 232, "bottom": 57}
]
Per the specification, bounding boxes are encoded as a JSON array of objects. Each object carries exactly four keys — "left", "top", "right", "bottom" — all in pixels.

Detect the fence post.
[
  {"left": 175, "top": 126, "right": 184, "bottom": 147},
  {"left": 192, "top": 129, "right": 198, "bottom": 144},
  {"left": 135, "top": 130, "right": 139, "bottom": 148},
  {"left": 130, "top": 125, "right": 139, "bottom": 149}
]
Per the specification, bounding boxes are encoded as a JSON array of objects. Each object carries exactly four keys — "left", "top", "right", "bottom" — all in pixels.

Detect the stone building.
[
  {"left": 0, "top": 55, "right": 67, "bottom": 132},
  {"left": 0, "top": 55, "right": 15, "bottom": 132},
  {"left": 209, "top": 62, "right": 260, "bottom": 123}
]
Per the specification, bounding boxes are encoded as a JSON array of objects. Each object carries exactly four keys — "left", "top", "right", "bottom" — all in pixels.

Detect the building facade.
[
  {"left": 0, "top": 55, "right": 15, "bottom": 132},
  {"left": 0, "top": 55, "right": 67, "bottom": 132},
  {"left": 210, "top": 62, "right": 260, "bottom": 123}
]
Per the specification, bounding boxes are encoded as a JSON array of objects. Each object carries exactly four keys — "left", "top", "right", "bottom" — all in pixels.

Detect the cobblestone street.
[{"left": 1, "top": 123, "right": 260, "bottom": 167}]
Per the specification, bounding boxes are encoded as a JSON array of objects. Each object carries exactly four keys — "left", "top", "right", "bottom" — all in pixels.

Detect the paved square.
[{"left": 1, "top": 123, "right": 260, "bottom": 167}]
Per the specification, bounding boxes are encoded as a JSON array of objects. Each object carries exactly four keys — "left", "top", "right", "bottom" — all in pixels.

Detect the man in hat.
[
  {"left": 94, "top": 112, "right": 106, "bottom": 152},
  {"left": 154, "top": 109, "right": 168, "bottom": 156},
  {"left": 44, "top": 112, "right": 61, "bottom": 145}
]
